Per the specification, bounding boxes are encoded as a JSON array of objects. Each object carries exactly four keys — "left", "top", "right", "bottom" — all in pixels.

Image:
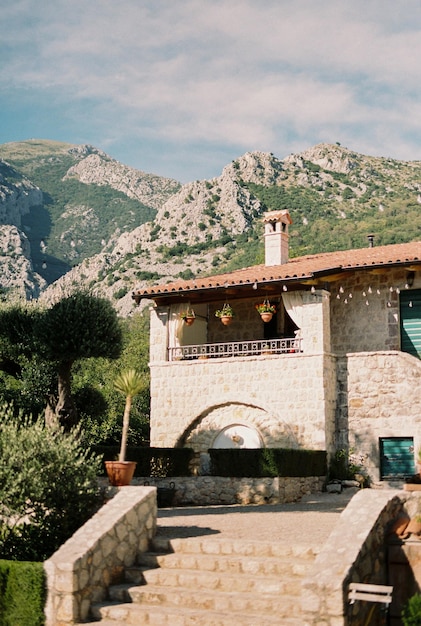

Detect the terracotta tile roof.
[{"left": 133, "top": 241, "right": 421, "bottom": 301}]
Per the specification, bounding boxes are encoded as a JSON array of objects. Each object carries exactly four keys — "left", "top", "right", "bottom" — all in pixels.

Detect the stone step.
[
  {"left": 129, "top": 564, "right": 304, "bottom": 595},
  {"left": 152, "top": 535, "right": 318, "bottom": 559},
  {"left": 137, "top": 550, "right": 312, "bottom": 577},
  {"left": 109, "top": 582, "right": 302, "bottom": 614},
  {"left": 82, "top": 536, "right": 317, "bottom": 624},
  {"left": 90, "top": 600, "right": 307, "bottom": 625}
]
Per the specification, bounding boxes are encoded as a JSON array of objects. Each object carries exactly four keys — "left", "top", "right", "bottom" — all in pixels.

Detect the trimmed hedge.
[
  {"left": 209, "top": 448, "right": 327, "bottom": 478},
  {"left": 94, "top": 446, "right": 194, "bottom": 477},
  {"left": 0, "top": 560, "right": 46, "bottom": 626}
]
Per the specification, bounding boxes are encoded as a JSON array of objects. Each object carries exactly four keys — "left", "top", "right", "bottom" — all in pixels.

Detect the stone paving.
[{"left": 156, "top": 486, "right": 359, "bottom": 545}]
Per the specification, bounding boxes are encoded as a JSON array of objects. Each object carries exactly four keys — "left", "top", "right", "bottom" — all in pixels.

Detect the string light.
[
  {"left": 311, "top": 286, "right": 316, "bottom": 293},
  {"left": 283, "top": 285, "right": 288, "bottom": 291},
  {"left": 339, "top": 286, "right": 344, "bottom": 293},
  {"left": 368, "top": 286, "right": 372, "bottom": 294}
]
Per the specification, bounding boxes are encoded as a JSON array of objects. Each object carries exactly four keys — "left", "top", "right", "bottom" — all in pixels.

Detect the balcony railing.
[{"left": 168, "top": 337, "right": 302, "bottom": 361}]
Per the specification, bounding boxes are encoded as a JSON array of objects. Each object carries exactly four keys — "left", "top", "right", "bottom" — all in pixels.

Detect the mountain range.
[{"left": 0, "top": 139, "right": 420, "bottom": 315}]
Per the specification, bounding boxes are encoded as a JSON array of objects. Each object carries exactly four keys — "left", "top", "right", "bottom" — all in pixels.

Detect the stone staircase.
[{"left": 85, "top": 533, "right": 318, "bottom": 625}]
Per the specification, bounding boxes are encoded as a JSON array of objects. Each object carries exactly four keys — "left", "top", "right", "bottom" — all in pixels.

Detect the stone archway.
[
  {"left": 182, "top": 403, "right": 265, "bottom": 454},
  {"left": 180, "top": 402, "right": 302, "bottom": 475}
]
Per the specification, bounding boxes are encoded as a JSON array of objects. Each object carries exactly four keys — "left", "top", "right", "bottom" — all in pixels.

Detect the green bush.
[
  {"left": 402, "top": 593, "right": 421, "bottom": 625},
  {"left": 0, "top": 403, "right": 102, "bottom": 561},
  {"left": 209, "top": 448, "right": 327, "bottom": 477},
  {"left": 0, "top": 560, "right": 46, "bottom": 626}
]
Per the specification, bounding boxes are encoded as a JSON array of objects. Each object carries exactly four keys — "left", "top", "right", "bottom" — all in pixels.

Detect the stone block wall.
[
  {"left": 330, "top": 268, "right": 419, "bottom": 355},
  {"left": 44, "top": 486, "right": 156, "bottom": 626},
  {"left": 127, "top": 475, "right": 326, "bottom": 506},
  {"left": 337, "top": 351, "right": 421, "bottom": 481},
  {"left": 149, "top": 352, "right": 336, "bottom": 456},
  {"left": 301, "top": 489, "right": 420, "bottom": 625}
]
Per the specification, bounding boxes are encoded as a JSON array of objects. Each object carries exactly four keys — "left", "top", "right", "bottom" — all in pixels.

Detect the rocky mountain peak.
[
  {"left": 285, "top": 143, "right": 360, "bottom": 174},
  {"left": 63, "top": 150, "right": 180, "bottom": 210}
]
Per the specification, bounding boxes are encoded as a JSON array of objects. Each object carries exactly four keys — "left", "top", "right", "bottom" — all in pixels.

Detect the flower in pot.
[
  {"left": 179, "top": 307, "right": 196, "bottom": 326},
  {"left": 105, "top": 369, "right": 145, "bottom": 486},
  {"left": 215, "top": 303, "right": 234, "bottom": 326},
  {"left": 255, "top": 300, "right": 277, "bottom": 322}
]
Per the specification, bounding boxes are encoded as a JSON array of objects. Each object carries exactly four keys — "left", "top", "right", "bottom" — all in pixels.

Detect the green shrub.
[
  {"left": 0, "top": 560, "right": 46, "bottom": 626},
  {"left": 209, "top": 448, "right": 327, "bottom": 477},
  {"left": 0, "top": 403, "right": 102, "bottom": 561},
  {"left": 402, "top": 593, "right": 421, "bottom": 625}
]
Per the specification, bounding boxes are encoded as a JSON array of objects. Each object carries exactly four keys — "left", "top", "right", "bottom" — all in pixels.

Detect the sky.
[{"left": 1, "top": 1, "right": 421, "bottom": 183}]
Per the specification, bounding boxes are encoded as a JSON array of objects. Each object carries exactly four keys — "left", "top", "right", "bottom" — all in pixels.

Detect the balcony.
[{"left": 168, "top": 337, "right": 302, "bottom": 361}]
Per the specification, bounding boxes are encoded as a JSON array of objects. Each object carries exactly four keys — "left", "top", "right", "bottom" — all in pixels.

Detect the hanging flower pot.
[
  {"left": 255, "top": 300, "right": 277, "bottom": 322},
  {"left": 215, "top": 303, "right": 234, "bottom": 325},
  {"left": 180, "top": 308, "right": 196, "bottom": 325},
  {"left": 260, "top": 312, "right": 273, "bottom": 323}
]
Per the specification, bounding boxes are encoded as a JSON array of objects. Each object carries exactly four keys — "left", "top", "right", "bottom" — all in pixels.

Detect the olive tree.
[
  {"left": 36, "top": 292, "right": 123, "bottom": 429},
  {"left": 0, "top": 403, "right": 102, "bottom": 561},
  {"left": 0, "top": 292, "right": 123, "bottom": 429}
]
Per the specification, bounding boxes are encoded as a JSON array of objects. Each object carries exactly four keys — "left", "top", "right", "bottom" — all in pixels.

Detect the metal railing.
[{"left": 168, "top": 337, "right": 302, "bottom": 361}]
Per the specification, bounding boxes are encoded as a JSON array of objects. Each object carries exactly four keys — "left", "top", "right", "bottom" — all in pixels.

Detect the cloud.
[{"left": 1, "top": 0, "right": 421, "bottom": 180}]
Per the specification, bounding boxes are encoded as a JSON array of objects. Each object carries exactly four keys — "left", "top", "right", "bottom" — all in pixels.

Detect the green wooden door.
[
  {"left": 400, "top": 289, "right": 421, "bottom": 358},
  {"left": 380, "top": 437, "right": 415, "bottom": 479}
]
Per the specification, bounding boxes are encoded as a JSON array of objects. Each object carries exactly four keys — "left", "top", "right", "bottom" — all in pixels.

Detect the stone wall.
[
  {"left": 44, "top": 486, "right": 156, "bottom": 626},
  {"left": 127, "top": 475, "right": 326, "bottom": 506},
  {"left": 149, "top": 352, "right": 336, "bottom": 455},
  {"left": 330, "top": 268, "right": 420, "bottom": 354},
  {"left": 301, "top": 489, "right": 420, "bottom": 625},
  {"left": 337, "top": 351, "right": 421, "bottom": 481}
]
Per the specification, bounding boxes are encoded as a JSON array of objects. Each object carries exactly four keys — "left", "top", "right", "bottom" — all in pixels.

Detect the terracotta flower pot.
[
  {"left": 184, "top": 317, "right": 195, "bottom": 326},
  {"left": 260, "top": 312, "right": 273, "bottom": 323},
  {"left": 105, "top": 461, "right": 137, "bottom": 486},
  {"left": 220, "top": 315, "right": 233, "bottom": 326}
]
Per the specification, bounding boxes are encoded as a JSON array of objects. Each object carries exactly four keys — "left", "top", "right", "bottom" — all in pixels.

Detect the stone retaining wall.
[
  {"left": 44, "top": 486, "right": 156, "bottom": 626},
  {"left": 103, "top": 475, "right": 326, "bottom": 506},
  {"left": 302, "top": 489, "right": 421, "bottom": 625}
]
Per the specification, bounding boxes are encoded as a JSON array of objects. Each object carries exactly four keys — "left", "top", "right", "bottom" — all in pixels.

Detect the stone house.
[{"left": 132, "top": 211, "right": 421, "bottom": 482}]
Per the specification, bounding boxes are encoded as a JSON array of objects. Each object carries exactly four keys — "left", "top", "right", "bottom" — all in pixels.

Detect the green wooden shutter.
[
  {"left": 380, "top": 437, "right": 415, "bottom": 479},
  {"left": 400, "top": 289, "right": 421, "bottom": 359}
]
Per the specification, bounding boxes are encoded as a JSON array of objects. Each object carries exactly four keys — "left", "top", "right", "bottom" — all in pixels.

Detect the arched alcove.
[{"left": 212, "top": 424, "right": 263, "bottom": 449}]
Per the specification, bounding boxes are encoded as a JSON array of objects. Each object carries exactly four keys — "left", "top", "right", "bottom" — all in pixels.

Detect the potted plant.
[
  {"left": 104, "top": 369, "right": 144, "bottom": 486},
  {"left": 255, "top": 300, "right": 277, "bottom": 322},
  {"left": 215, "top": 303, "right": 234, "bottom": 326},
  {"left": 179, "top": 307, "right": 196, "bottom": 326}
]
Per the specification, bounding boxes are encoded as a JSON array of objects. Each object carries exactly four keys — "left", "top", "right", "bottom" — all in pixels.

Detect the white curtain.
[
  {"left": 282, "top": 291, "right": 305, "bottom": 342},
  {"left": 168, "top": 303, "right": 186, "bottom": 348}
]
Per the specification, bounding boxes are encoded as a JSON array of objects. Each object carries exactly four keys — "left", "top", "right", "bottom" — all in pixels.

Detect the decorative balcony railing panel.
[{"left": 168, "top": 337, "right": 302, "bottom": 361}]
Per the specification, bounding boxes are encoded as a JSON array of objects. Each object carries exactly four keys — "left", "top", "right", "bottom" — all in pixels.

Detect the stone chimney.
[{"left": 263, "top": 210, "right": 292, "bottom": 266}]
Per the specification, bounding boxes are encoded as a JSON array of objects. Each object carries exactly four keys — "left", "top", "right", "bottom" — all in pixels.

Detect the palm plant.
[{"left": 114, "top": 369, "right": 145, "bottom": 462}]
